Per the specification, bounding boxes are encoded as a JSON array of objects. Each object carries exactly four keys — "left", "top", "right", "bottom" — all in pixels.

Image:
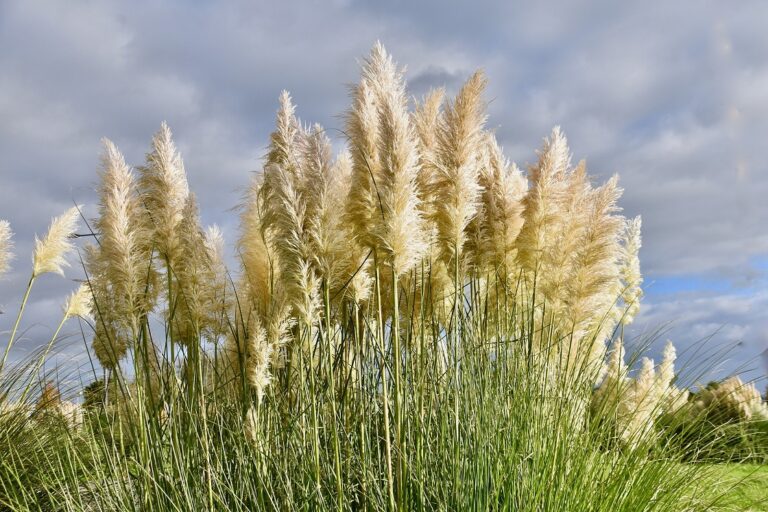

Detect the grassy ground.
[{"left": 709, "top": 464, "right": 768, "bottom": 511}]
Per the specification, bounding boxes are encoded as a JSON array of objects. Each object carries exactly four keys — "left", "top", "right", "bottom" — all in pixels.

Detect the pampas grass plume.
[
  {"left": 516, "top": 127, "right": 571, "bottom": 275},
  {"left": 0, "top": 220, "right": 13, "bottom": 277},
  {"left": 139, "top": 122, "right": 190, "bottom": 266},
  {"left": 95, "top": 139, "right": 149, "bottom": 320},
  {"left": 32, "top": 206, "right": 81, "bottom": 277},
  {"left": 246, "top": 315, "right": 272, "bottom": 403},
  {"left": 346, "top": 75, "right": 382, "bottom": 250},
  {"left": 64, "top": 284, "right": 92, "bottom": 319},
  {"left": 618, "top": 215, "right": 643, "bottom": 324},
  {"left": 371, "top": 44, "right": 426, "bottom": 275},
  {"left": 431, "top": 71, "right": 487, "bottom": 265}
]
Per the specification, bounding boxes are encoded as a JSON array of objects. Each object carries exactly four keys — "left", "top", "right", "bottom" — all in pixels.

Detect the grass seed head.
[
  {"left": 32, "top": 206, "right": 81, "bottom": 277},
  {"left": 0, "top": 220, "right": 13, "bottom": 277}
]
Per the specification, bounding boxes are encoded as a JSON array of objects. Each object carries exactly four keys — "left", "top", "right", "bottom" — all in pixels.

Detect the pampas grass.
[
  {"left": 0, "top": 220, "right": 12, "bottom": 278},
  {"left": 63, "top": 284, "right": 92, "bottom": 320},
  {"left": 0, "top": 43, "right": 751, "bottom": 512},
  {"left": 430, "top": 71, "right": 487, "bottom": 268},
  {"left": 2, "top": 206, "right": 81, "bottom": 373},
  {"left": 138, "top": 122, "right": 190, "bottom": 269},
  {"left": 32, "top": 206, "right": 81, "bottom": 278},
  {"left": 617, "top": 215, "right": 643, "bottom": 324}
]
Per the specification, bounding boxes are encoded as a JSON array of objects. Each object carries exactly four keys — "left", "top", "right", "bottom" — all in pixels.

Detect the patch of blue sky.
[
  {"left": 644, "top": 274, "right": 734, "bottom": 296},
  {"left": 645, "top": 254, "right": 768, "bottom": 297}
]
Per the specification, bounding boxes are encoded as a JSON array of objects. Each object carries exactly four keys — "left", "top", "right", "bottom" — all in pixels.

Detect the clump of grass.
[{"left": 0, "top": 43, "right": 758, "bottom": 511}]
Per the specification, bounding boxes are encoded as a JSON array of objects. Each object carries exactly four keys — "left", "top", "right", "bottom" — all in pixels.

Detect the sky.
[{"left": 0, "top": 0, "right": 767, "bottom": 387}]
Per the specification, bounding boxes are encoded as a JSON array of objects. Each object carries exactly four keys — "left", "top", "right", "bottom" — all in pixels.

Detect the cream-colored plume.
[
  {"left": 345, "top": 69, "right": 383, "bottom": 251},
  {"left": 245, "top": 315, "right": 272, "bottom": 403},
  {"left": 138, "top": 122, "right": 190, "bottom": 268},
  {"left": 693, "top": 376, "right": 768, "bottom": 422},
  {"left": 345, "top": 43, "right": 427, "bottom": 277},
  {"left": 593, "top": 339, "right": 690, "bottom": 447},
  {"left": 430, "top": 71, "right": 488, "bottom": 269},
  {"left": 203, "top": 224, "right": 230, "bottom": 339},
  {"left": 267, "top": 91, "right": 303, "bottom": 172},
  {"left": 261, "top": 91, "right": 305, "bottom": 222},
  {"left": 563, "top": 175, "right": 624, "bottom": 368},
  {"left": 624, "top": 357, "right": 659, "bottom": 444},
  {"left": 516, "top": 127, "right": 571, "bottom": 279},
  {"left": 262, "top": 160, "right": 320, "bottom": 327},
  {"left": 91, "top": 312, "right": 128, "bottom": 371},
  {"left": 370, "top": 44, "right": 426, "bottom": 276},
  {"left": 237, "top": 175, "right": 293, "bottom": 368},
  {"left": 654, "top": 341, "right": 688, "bottom": 414},
  {"left": 238, "top": 176, "right": 274, "bottom": 319},
  {"left": 616, "top": 216, "right": 643, "bottom": 324},
  {"left": 173, "top": 194, "right": 215, "bottom": 344},
  {"left": 260, "top": 96, "right": 322, "bottom": 327},
  {"left": 0, "top": 220, "right": 13, "bottom": 277},
  {"left": 305, "top": 130, "right": 350, "bottom": 290},
  {"left": 86, "top": 140, "right": 154, "bottom": 370},
  {"left": 32, "top": 206, "right": 81, "bottom": 277},
  {"left": 63, "top": 284, "right": 92, "bottom": 319},
  {"left": 93, "top": 139, "right": 153, "bottom": 325},
  {"left": 468, "top": 133, "right": 527, "bottom": 276},
  {"left": 412, "top": 88, "right": 445, "bottom": 222}
]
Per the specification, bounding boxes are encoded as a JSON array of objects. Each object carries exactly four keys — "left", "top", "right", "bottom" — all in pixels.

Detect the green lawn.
[{"left": 707, "top": 464, "right": 768, "bottom": 511}]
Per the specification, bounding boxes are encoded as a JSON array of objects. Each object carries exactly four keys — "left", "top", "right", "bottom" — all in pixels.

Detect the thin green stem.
[
  {"left": 1, "top": 274, "right": 35, "bottom": 374},
  {"left": 374, "top": 255, "right": 396, "bottom": 511},
  {"left": 323, "top": 282, "right": 344, "bottom": 510}
]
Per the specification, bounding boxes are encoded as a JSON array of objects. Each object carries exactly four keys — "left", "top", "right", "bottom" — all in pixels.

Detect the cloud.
[
  {"left": 0, "top": 0, "right": 767, "bottom": 380},
  {"left": 630, "top": 286, "right": 768, "bottom": 387}
]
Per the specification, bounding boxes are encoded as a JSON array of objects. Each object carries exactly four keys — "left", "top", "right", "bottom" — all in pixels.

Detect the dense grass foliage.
[{"left": 0, "top": 44, "right": 766, "bottom": 511}]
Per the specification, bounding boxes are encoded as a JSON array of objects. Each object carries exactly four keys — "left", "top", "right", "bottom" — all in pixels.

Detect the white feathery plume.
[
  {"left": 238, "top": 176, "right": 274, "bottom": 319},
  {"left": 260, "top": 98, "right": 322, "bottom": 327},
  {"left": 431, "top": 71, "right": 488, "bottom": 268},
  {"left": 138, "top": 122, "right": 190, "bottom": 268},
  {"left": 237, "top": 175, "right": 294, "bottom": 368},
  {"left": 304, "top": 126, "right": 348, "bottom": 288},
  {"left": 203, "top": 224, "right": 229, "bottom": 339},
  {"left": 516, "top": 127, "right": 571, "bottom": 277},
  {"left": 174, "top": 193, "right": 224, "bottom": 344},
  {"left": 656, "top": 340, "right": 677, "bottom": 391},
  {"left": 470, "top": 133, "right": 527, "bottom": 275},
  {"left": 617, "top": 215, "right": 643, "bottom": 324},
  {"left": 245, "top": 314, "right": 272, "bottom": 403},
  {"left": 261, "top": 90, "right": 306, "bottom": 227},
  {"left": 63, "top": 284, "right": 92, "bottom": 319},
  {"left": 245, "top": 405, "right": 259, "bottom": 444},
  {"left": 563, "top": 175, "right": 624, "bottom": 370},
  {"left": 332, "top": 154, "right": 372, "bottom": 307},
  {"left": 412, "top": 88, "right": 445, "bottom": 220},
  {"left": 345, "top": 74, "right": 383, "bottom": 251},
  {"left": 693, "top": 376, "right": 768, "bottom": 422},
  {"left": 310, "top": 150, "right": 364, "bottom": 298},
  {"left": 592, "top": 338, "right": 628, "bottom": 415},
  {"left": 0, "top": 220, "right": 13, "bottom": 277},
  {"left": 262, "top": 161, "right": 320, "bottom": 326},
  {"left": 654, "top": 340, "right": 689, "bottom": 414},
  {"left": 91, "top": 314, "right": 128, "bottom": 371},
  {"left": 537, "top": 160, "right": 589, "bottom": 312},
  {"left": 32, "top": 206, "right": 81, "bottom": 277},
  {"left": 94, "top": 139, "right": 153, "bottom": 323},
  {"left": 267, "top": 90, "right": 303, "bottom": 171},
  {"left": 624, "top": 357, "right": 658, "bottom": 444},
  {"left": 370, "top": 44, "right": 427, "bottom": 276}
]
